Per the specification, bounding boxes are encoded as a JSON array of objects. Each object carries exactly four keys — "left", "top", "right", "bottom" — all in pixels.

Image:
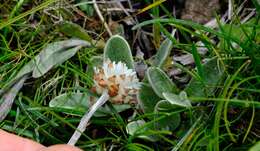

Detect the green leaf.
[
  {"left": 104, "top": 35, "right": 134, "bottom": 69},
  {"left": 33, "top": 39, "right": 90, "bottom": 78},
  {"left": 57, "top": 21, "right": 92, "bottom": 42},
  {"left": 137, "top": 83, "right": 161, "bottom": 113},
  {"left": 1, "top": 59, "right": 34, "bottom": 93},
  {"left": 97, "top": 103, "right": 131, "bottom": 117},
  {"left": 155, "top": 100, "right": 180, "bottom": 111},
  {"left": 185, "top": 58, "right": 224, "bottom": 97},
  {"left": 1, "top": 39, "right": 91, "bottom": 96},
  {"left": 49, "top": 92, "right": 131, "bottom": 117},
  {"left": 49, "top": 93, "right": 89, "bottom": 111},
  {"left": 163, "top": 91, "right": 192, "bottom": 108},
  {"left": 127, "top": 99, "right": 181, "bottom": 141},
  {"left": 153, "top": 38, "right": 173, "bottom": 68},
  {"left": 154, "top": 100, "right": 181, "bottom": 131},
  {"left": 77, "top": 0, "right": 94, "bottom": 16},
  {"left": 15, "top": 59, "right": 35, "bottom": 79},
  {"left": 147, "top": 67, "right": 178, "bottom": 98},
  {"left": 126, "top": 120, "right": 145, "bottom": 136},
  {"left": 126, "top": 120, "right": 157, "bottom": 142},
  {"left": 90, "top": 55, "right": 103, "bottom": 67},
  {"left": 0, "top": 75, "right": 27, "bottom": 122},
  {"left": 249, "top": 141, "right": 260, "bottom": 151}
]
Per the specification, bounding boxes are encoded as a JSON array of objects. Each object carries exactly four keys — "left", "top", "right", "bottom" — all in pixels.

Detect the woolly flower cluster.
[{"left": 93, "top": 59, "right": 140, "bottom": 104}]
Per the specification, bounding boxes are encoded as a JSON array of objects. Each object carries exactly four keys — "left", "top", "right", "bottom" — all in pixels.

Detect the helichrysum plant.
[{"left": 68, "top": 35, "right": 140, "bottom": 145}]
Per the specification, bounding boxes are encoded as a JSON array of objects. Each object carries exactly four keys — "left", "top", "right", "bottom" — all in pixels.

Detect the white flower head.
[{"left": 93, "top": 59, "right": 140, "bottom": 104}]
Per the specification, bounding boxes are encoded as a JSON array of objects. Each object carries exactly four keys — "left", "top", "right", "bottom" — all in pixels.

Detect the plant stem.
[{"left": 68, "top": 91, "right": 109, "bottom": 145}]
